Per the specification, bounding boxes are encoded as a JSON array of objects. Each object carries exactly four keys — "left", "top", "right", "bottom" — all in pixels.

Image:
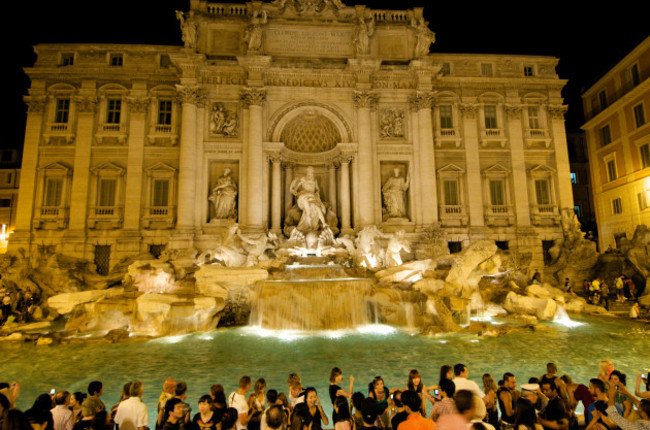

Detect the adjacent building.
[
  {"left": 581, "top": 36, "right": 650, "bottom": 251},
  {"left": 10, "top": 0, "right": 574, "bottom": 273},
  {"left": 0, "top": 149, "right": 21, "bottom": 252}
]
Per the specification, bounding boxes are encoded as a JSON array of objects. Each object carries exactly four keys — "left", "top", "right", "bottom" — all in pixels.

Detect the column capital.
[
  {"left": 408, "top": 91, "right": 436, "bottom": 110},
  {"left": 504, "top": 103, "right": 523, "bottom": 119},
  {"left": 240, "top": 87, "right": 267, "bottom": 107},
  {"left": 458, "top": 102, "right": 480, "bottom": 119},
  {"left": 176, "top": 85, "right": 206, "bottom": 106},
  {"left": 546, "top": 104, "right": 568, "bottom": 119},
  {"left": 353, "top": 90, "right": 379, "bottom": 109},
  {"left": 73, "top": 95, "right": 99, "bottom": 113},
  {"left": 25, "top": 96, "right": 47, "bottom": 113}
]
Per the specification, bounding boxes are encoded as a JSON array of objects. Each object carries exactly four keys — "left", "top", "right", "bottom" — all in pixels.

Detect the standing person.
[
  {"left": 69, "top": 393, "right": 85, "bottom": 425},
  {"left": 191, "top": 395, "right": 218, "bottom": 430},
  {"left": 439, "top": 366, "right": 453, "bottom": 387},
  {"left": 482, "top": 374, "right": 499, "bottom": 429},
  {"left": 436, "top": 390, "right": 475, "bottom": 430},
  {"left": 539, "top": 364, "right": 568, "bottom": 404},
  {"left": 228, "top": 377, "right": 252, "bottom": 430},
  {"left": 87, "top": 382, "right": 106, "bottom": 414},
  {"left": 390, "top": 390, "right": 408, "bottom": 430},
  {"left": 247, "top": 379, "right": 266, "bottom": 430},
  {"left": 160, "top": 383, "right": 191, "bottom": 428},
  {"left": 158, "top": 380, "right": 177, "bottom": 430},
  {"left": 397, "top": 390, "right": 435, "bottom": 430},
  {"left": 210, "top": 385, "right": 227, "bottom": 422},
  {"left": 51, "top": 392, "right": 73, "bottom": 430},
  {"left": 453, "top": 364, "right": 487, "bottom": 403},
  {"left": 429, "top": 379, "right": 456, "bottom": 422},
  {"left": 512, "top": 397, "right": 542, "bottom": 430},
  {"left": 406, "top": 370, "right": 436, "bottom": 417},
  {"left": 26, "top": 394, "right": 55, "bottom": 430},
  {"left": 329, "top": 368, "right": 354, "bottom": 424},
  {"left": 111, "top": 383, "right": 133, "bottom": 426},
  {"left": 114, "top": 382, "right": 148, "bottom": 430},
  {"left": 332, "top": 396, "right": 353, "bottom": 430},
  {"left": 615, "top": 276, "right": 626, "bottom": 302},
  {"left": 597, "top": 360, "right": 614, "bottom": 390},
  {"left": 264, "top": 406, "right": 284, "bottom": 430},
  {"left": 497, "top": 372, "right": 518, "bottom": 429},
  {"left": 601, "top": 280, "right": 610, "bottom": 310},
  {"left": 304, "top": 388, "right": 328, "bottom": 430}
]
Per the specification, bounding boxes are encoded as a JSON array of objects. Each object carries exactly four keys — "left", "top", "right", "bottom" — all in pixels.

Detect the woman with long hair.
[
  {"left": 332, "top": 396, "right": 353, "bottom": 430},
  {"left": 247, "top": 379, "right": 266, "bottom": 430},
  {"left": 609, "top": 371, "right": 633, "bottom": 418},
  {"left": 329, "top": 368, "right": 354, "bottom": 424},
  {"left": 304, "top": 388, "right": 328, "bottom": 430},
  {"left": 513, "top": 398, "right": 542, "bottom": 430},
  {"left": 405, "top": 369, "right": 436, "bottom": 416},
  {"left": 439, "top": 365, "right": 453, "bottom": 386},
  {"left": 482, "top": 374, "right": 499, "bottom": 429}
]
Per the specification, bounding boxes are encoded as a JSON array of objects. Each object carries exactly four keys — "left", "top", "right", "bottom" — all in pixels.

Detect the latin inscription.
[{"left": 264, "top": 27, "right": 354, "bottom": 58}]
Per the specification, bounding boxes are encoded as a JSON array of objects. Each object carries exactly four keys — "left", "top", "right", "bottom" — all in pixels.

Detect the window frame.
[
  {"left": 633, "top": 103, "right": 646, "bottom": 128},
  {"left": 600, "top": 124, "right": 612, "bottom": 146},
  {"left": 612, "top": 197, "right": 622, "bottom": 215}
]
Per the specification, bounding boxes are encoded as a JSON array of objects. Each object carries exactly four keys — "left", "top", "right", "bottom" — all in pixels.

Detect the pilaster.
[
  {"left": 504, "top": 103, "right": 531, "bottom": 226},
  {"left": 353, "top": 90, "right": 379, "bottom": 228},
  {"left": 459, "top": 102, "right": 484, "bottom": 226},
  {"left": 548, "top": 104, "right": 574, "bottom": 209}
]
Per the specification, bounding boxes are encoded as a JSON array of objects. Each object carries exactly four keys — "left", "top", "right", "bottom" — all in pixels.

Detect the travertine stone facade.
[{"left": 10, "top": 0, "right": 574, "bottom": 272}]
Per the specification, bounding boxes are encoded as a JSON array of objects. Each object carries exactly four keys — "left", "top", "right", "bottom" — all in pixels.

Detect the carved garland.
[
  {"left": 458, "top": 103, "right": 480, "bottom": 119},
  {"left": 126, "top": 96, "right": 151, "bottom": 114}
]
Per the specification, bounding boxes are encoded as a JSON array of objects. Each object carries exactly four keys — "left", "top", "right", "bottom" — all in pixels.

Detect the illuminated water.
[{"left": 1, "top": 315, "right": 648, "bottom": 419}]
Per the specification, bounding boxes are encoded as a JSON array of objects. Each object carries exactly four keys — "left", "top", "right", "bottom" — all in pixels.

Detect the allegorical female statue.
[
  {"left": 382, "top": 167, "right": 410, "bottom": 219},
  {"left": 209, "top": 168, "right": 238, "bottom": 219},
  {"left": 289, "top": 166, "right": 328, "bottom": 234}
]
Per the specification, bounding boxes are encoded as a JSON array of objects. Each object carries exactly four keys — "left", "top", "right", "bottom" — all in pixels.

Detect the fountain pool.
[{"left": 1, "top": 315, "right": 648, "bottom": 418}]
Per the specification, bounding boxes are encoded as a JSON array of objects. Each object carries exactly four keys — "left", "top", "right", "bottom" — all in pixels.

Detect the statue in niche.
[
  {"left": 382, "top": 167, "right": 410, "bottom": 220},
  {"left": 411, "top": 16, "right": 435, "bottom": 58},
  {"left": 380, "top": 108, "right": 405, "bottom": 138},
  {"left": 176, "top": 10, "right": 198, "bottom": 50},
  {"left": 244, "top": 9, "right": 268, "bottom": 53},
  {"left": 353, "top": 13, "right": 375, "bottom": 56},
  {"left": 289, "top": 166, "right": 328, "bottom": 234},
  {"left": 210, "top": 103, "right": 238, "bottom": 137},
  {"left": 209, "top": 168, "right": 238, "bottom": 220}
]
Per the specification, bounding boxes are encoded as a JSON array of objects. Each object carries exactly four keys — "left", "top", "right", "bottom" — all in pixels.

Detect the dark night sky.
[{"left": 7, "top": 0, "right": 649, "bottom": 152}]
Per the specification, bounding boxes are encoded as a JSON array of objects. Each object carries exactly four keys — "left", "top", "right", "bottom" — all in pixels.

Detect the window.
[
  {"left": 97, "top": 178, "right": 117, "bottom": 207},
  {"left": 574, "top": 205, "right": 582, "bottom": 219},
  {"left": 489, "top": 179, "right": 505, "bottom": 205},
  {"left": 628, "top": 64, "right": 641, "bottom": 87},
  {"left": 641, "top": 144, "right": 650, "bottom": 168},
  {"left": 601, "top": 125, "right": 612, "bottom": 146},
  {"left": 61, "top": 53, "right": 74, "bottom": 66},
  {"left": 0, "top": 199, "right": 11, "bottom": 208},
  {"left": 106, "top": 99, "right": 122, "bottom": 124},
  {"left": 448, "top": 241, "right": 462, "bottom": 254},
  {"left": 524, "top": 65, "right": 535, "bottom": 77},
  {"left": 152, "top": 179, "right": 170, "bottom": 207},
  {"left": 606, "top": 158, "right": 617, "bottom": 182},
  {"left": 481, "top": 63, "right": 493, "bottom": 77},
  {"left": 94, "top": 245, "right": 111, "bottom": 276},
  {"left": 638, "top": 191, "right": 650, "bottom": 210},
  {"left": 44, "top": 178, "right": 63, "bottom": 207},
  {"left": 570, "top": 172, "right": 578, "bottom": 184},
  {"left": 439, "top": 105, "right": 453, "bottom": 129},
  {"left": 599, "top": 90, "right": 608, "bottom": 110},
  {"left": 528, "top": 106, "right": 541, "bottom": 129},
  {"left": 634, "top": 103, "right": 646, "bottom": 128},
  {"left": 54, "top": 98, "right": 70, "bottom": 124},
  {"left": 612, "top": 197, "right": 622, "bottom": 214},
  {"left": 535, "top": 179, "right": 551, "bottom": 205},
  {"left": 443, "top": 180, "right": 459, "bottom": 206},
  {"left": 158, "top": 100, "right": 173, "bottom": 126},
  {"left": 484, "top": 105, "right": 498, "bottom": 129},
  {"left": 109, "top": 54, "right": 123, "bottom": 66}
]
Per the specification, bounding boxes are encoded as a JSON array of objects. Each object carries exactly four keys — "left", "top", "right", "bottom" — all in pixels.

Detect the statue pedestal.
[{"left": 382, "top": 218, "right": 415, "bottom": 233}]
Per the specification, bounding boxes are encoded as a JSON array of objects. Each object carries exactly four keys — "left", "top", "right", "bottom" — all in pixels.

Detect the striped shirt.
[{"left": 51, "top": 405, "right": 74, "bottom": 430}]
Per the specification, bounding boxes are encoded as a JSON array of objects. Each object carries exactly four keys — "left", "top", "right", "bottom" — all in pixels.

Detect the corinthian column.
[
  {"left": 270, "top": 156, "right": 282, "bottom": 234},
  {"left": 411, "top": 91, "right": 438, "bottom": 226},
  {"left": 241, "top": 87, "right": 267, "bottom": 232},
  {"left": 354, "top": 90, "right": 378, "bottom": 228},
  {"left": 339, "top": 156, "right": 352, "bottom": 233},
  {"left": 176, "top": 85, "right": 204, "bottom": 231}
]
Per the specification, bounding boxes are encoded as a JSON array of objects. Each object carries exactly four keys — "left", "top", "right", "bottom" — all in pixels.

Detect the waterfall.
[{"left": 553, "top": 305, "right": 583, "bottom": 327}]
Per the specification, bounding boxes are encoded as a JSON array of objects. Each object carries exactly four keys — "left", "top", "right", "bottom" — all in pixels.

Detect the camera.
[
  {"left": 50, "top": 389, "right": 56, "bottom": 395},
  {"left": 434, "top": 389, "right": 440, "bottom": 396}
]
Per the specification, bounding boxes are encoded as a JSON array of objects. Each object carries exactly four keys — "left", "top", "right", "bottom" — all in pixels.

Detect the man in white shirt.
[
  {"left": 115, "top": 382, "right": 149, "bottom": 430},
  {"left": 51, "top": 391, "right": 74, "bottom": 430},
  {"left": 453, "top": 364, "right": 488, "bottom": 403},
  {"left": 228, "top": 376, "right": 252, "bottom": 430}
]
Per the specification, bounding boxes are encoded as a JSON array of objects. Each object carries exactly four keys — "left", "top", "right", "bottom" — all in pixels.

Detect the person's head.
[
  {"left": 163, "top": 378, "right": 177, "bottom": 394},
  {"left": 254, "top": 378, "right": 266, "bottom": 396},
  {"left": 454, "top": 363, "right": 468, "bottom": 378},
  {"left": 266, "top": 405, "right": 284, "bottom": 430},
  {"left": 25, "top": 409, "right": 49, "bottom": 430},
  {"left": 266, "top": 389, "right": 278, "bottom": 405},
  {"left": 598, "top": 360, "right": 614, "bottom": 379},
  {"left": 130, "top": 382, "right": 144, "bottom": 398},
  {"left": 392, "top": 390, "right": 403, "bottom": 408},
  {"left": 520, "top": 384, "right": 539, "bottom": 405},
  {"left": 4, "top": 408, "right": 31, "bottom": 430},
  {"left": 560, "top": 374, "right": 573, "bottom": 385},
  {"left": 222, "top": 407, "right": 240, "bottom": 430},
  {"left": 277, "top": 392, "right": 289, "bottom": 408},
  {"left": 470, "top": 394, "right": 487, "bottom": 421},
  {"left": 546, "top": 363, "right": 558, "bottom": 375},
  {"left": 513, "top": 398, "right": 537, "bottom": 428},
  {"left": 175, "top": 381, "right": 188, "bottom": 398},
  {"left": 288, "top": 373, "right": 301, "bottom": 386},
  {"left": 407, "top": 369, "right": 422, "bottom": 391},
  {"left": 589, "top": 378, "right": 606, "bottom": 396},
  {"left": 330, "top": 367, "right": 343, "bottom": 384},
  {"left": 400, "top": 390, "right": 420, "bottom": 414},
  {"left": 70, "top": 392, "right": 86, "bottom": 408},
  {"left": 239, "top": 376, "right": 252, "bottom": 392},
  {"left": 482, "top": 374, "right": 497, "bottom": 393},
  {"left": 304, "top": 387, "right": 317, "bottom": 407},
  {"left": 211, "top": 384, "right": 226, "bottom": 405},
  {"left": 289, "top": 383, "right": 302, "bottom": 399},
  {"left": 87, "top": 381, "right": 103, "bottom": 397},
  {"left": 360, "top": 397, "right": 379, "bottom": 424},
  {"left": 290, "top": 403, "right": 312, "bottom": 430},
  {"left": 439, "top": 379, "right": 455, "bottom": 399},
  {"left": 503, "top": 373, "right": 517, "bottom": 390},
  {"left": 541, "top": 381, "right": 557, "bottom": 399},
  {"left": 166, "top": 398, "right": 184, "bottom": 421},
  {"left": 54, "top": 391, "right": 71, "bottom": 406},
  {"left": 454, "top": 390, "right": 475, "bottom": 416},
  {"left": 609, "top": 370, "right": 626, "bottom": 386},
  {"left": 334, "top": 396, "right": 351, "bottom": 421},
  {"left": 351, "top": 392, "right": 365, "bottom": 412},
  {"left": 371, "top": 376, "right": 384, "bottom": 393},
  {"left": 440, "top": 365, "right": 453, "bottom": 382},
  {"left": 32, "top": 394, "right": 53, "bottom": 411},
  {"left": 198, "top": 395, "right": 213, "bottom": 414},
  {"left": 0, "top": 393, "right": 10, "bottom": 416}
]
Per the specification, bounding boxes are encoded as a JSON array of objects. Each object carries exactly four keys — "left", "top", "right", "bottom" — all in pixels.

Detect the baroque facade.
[
  {"left": 10, "top": 0, "right": 574, "bottom": 272},
  {"left": 581, "top": 36, "right": 650, "bottom": 251}
]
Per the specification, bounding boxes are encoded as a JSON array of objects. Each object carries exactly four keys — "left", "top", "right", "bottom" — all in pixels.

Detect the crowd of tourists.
[{"left": 1, "top": 360, "right": 649, "bottom": 430}]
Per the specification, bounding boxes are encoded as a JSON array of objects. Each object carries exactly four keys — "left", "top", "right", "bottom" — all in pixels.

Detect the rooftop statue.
[
  {"left": 353, "top": 13, "right": 375, "bottom": 56},
  {"left": 411, "top": 16, "right": 435, "bottom": 58},
  {"left": 176, "top": 10, "right": 198, "bottom": 50}
]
